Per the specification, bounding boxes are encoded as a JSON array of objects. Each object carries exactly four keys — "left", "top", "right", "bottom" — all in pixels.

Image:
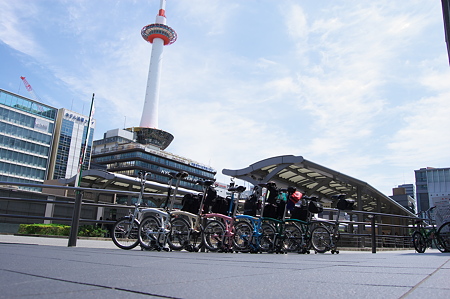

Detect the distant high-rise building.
[
  {"left": 397, "top": 184, "right": 415, "bottom": 199},
  {"left": 48, "top": 108, "right": 95, "bottom": 180},
  {"left": 0, "top": 88, "right": 94, "bottom": 187},
  {"left": 415, "top": 167, "right": 450, "bottom": 214},
  {"left": 390, "top": 186, "right": 416, "bottom": 214}
]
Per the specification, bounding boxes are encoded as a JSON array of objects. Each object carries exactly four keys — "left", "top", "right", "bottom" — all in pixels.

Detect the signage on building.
[
  {"left": 189, "top": 162, "right": 215, "bottom": 173},
  {"left": 214, "top": 182, "right": 228, "bottom": 189},
  {"left": 64, "top": 112, "right": 88, "bottom": 125},
  {"left": 34, "top": 118, "right": 49, "bottom": 132}
]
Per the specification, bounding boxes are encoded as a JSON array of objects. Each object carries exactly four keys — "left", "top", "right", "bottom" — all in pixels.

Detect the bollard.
[{"left": 68, "top": 191, "right": 83, "bottom": 247}]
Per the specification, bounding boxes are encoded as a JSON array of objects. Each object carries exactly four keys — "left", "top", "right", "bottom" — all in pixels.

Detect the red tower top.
[
  {"left": 141, "top": 1, "right": 177, "bottom": 46},
  {"left": 141, "top": 23, "right": 177, "bottom": 45}
]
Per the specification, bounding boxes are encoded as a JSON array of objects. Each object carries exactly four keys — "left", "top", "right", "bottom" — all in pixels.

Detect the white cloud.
[{"left": 0, "top": 1, "right": 42, "bottom": 57}]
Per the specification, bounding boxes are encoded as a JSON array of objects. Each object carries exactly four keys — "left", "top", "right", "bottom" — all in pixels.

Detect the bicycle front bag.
[
  {"left": 308, "top": 200, "right": 323, "bottom": 214},
  {"left": 337, "top": 198, "right": 355, "bottom": 211}
]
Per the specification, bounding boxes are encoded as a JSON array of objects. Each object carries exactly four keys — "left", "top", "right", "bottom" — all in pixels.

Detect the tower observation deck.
[{"left": 131, "top": 0, "right": 176, "bottom": 150}]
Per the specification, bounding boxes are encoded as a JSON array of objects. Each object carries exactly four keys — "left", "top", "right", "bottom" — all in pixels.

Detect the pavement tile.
[{"left": 1, "top": 235, "right": 449, "bottom": 298}]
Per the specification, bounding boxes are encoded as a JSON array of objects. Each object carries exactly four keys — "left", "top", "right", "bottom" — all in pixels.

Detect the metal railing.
[
  {"left": 322, "top": 208, "right": 420, "bottom": 253},
  {"left": 0, "top": 181, "right": 176, "bottom": 247},
  {"left": 0, "top": 181, "right": 421, "bottom": 252}
]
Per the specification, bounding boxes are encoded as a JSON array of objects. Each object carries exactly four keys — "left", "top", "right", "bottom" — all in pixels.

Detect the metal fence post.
[
  {"left": 68, "top": 191, "right": 83, "bottom": 247},
  {"left": 370, "top": 214, "right": 376, "bottom": 253}
]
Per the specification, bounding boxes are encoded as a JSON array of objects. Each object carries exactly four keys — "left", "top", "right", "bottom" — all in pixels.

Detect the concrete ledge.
[{"left": 0, "top": 223, "right": 19, "bottom": 234}]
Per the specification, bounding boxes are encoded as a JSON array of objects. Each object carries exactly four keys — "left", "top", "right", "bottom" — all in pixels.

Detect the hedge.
[{"left": 18, "top": 224, "right": 107, "bottom": 237}]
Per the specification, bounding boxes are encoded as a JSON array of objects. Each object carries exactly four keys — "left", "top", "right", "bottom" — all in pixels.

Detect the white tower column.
[{"left": 140, "top": 37, "right": 164, "bottom": 128}]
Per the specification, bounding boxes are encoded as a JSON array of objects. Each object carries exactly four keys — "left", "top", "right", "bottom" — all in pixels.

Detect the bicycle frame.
[
  {"left": 138, "top": 171, "right": 189, "bottom": 251},
  {"left": 412, "top": 206, "right": 446, "bottom": 253},
  {"left": 169, "top": 179, "right": 207, "bottom": 252},
  {"left": 169, "top": 179, "right": 220, "bottom": 252},
  {"left": 111, "top": 171, "right": 152, "bottom": 250}
]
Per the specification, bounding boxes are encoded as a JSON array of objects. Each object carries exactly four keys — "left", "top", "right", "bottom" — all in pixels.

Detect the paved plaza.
[{"left": 0, "top": 234, "right": 449, "bottom": 298}]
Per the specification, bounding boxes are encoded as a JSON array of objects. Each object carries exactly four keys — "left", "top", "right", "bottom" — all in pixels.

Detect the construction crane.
[
  {"left": 20, "top": 76, "right": 42, "bottom": 102},
  {"left": 20, "top": 76, "right": 45, "bottom": 112}
]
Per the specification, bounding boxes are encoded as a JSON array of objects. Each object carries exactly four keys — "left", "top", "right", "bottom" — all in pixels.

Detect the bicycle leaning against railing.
[
  {"left": 138, "top": 171, "right": 188, "bottom": 251},
  {"left": 111, "top": 171, "right": 152, "bottom": 250},
  {"left": 233, "top": 185, "right": 277, "bottom": 253},
  {"left": 309, "top": 194, "right": 355, "bottom": 254},
  {"left": 168, "top": 179, "right": 214, "bottom": 252},
  {"left": 412, "top": 206, "right": 450, "bottom": 253},
  {"left": 201, "top": 182, "right": 252, "bottom": 253}
]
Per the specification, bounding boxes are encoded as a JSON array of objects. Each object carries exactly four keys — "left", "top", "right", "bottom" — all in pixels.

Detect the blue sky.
[{"left": 1, "top": 0, "right": 449, "bottom": 196}]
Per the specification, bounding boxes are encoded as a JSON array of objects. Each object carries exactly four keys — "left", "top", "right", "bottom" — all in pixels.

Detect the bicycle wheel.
[
  {"left": 259, "top": 222, "right": 276, "bottom": 252},
  {"left": 433, "top": 238, "right": 446, "bottom": 253},
  {"left": 295, "top": 222, "right": 311, "bottom": 254},
  {"left": 311, "top": 225, "right": 331, "bottom": 253},
  {"left": 168, "top": 217, "right": 190, "bottom": 251},
  {"left": 203, "top": 220, "right": 225, "bottom": 252},
  {"left": 111, "top": 218, "right": 140, "bottom": 250},
  {"left": 437, "top": 221, "right": 450, "bottom": 252},
  {"left": 139, "top": 215, "right": 162, "bottom": 250},
  {"left": 233, "top": 221, "right": 252, "bottom": 252},
  {"left": 412, "top": 231, "right": 426, "bottom": 253},
  {"left": 283, "top": 223, "right": 302, "bottom": 252}
]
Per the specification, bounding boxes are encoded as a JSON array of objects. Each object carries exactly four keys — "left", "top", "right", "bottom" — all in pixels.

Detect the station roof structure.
[
  {"left": 222, "top": 155, "right": 414, "bottom": 217},
  {"left": 58, "top": 169, "right": 195, "bottom": 200}
]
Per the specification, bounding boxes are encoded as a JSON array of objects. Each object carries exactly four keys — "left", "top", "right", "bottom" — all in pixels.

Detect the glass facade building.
[
  {"left": 0, "top": 89, "right": 57, "bottom": 184},
  {"left": 415, "top": 167, "right": 450, "bottom": 218},
  {"left": 48, "top": 108, "right": 95, "bottom": 180},
  {"left": 0, "top": 88, "right": 94, "bottom": 185}
]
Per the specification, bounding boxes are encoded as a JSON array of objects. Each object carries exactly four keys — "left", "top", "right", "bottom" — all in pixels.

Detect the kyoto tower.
[{"left": 133, "top": 0, "right": 177, "bottom": 150}]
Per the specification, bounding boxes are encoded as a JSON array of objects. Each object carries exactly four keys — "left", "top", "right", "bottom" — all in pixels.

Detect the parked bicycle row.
[{"left": 111, "top": 171, "right": 450, "bottom": 254}]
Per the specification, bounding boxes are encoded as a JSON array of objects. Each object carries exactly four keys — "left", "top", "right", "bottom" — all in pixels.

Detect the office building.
[
  {"left": 390, "top": 187, "right": 416, "bottom": 214},
  {"left": 397, "top": 184, "right": 415, "bottom": 199},
  {"left": 48, "top": 108, "right": 95, "bottom": 180},
  {"left": 415, "top": 167, "right": 450, "bottom": 224},
  {"left": 91, "top": 128, "right": 216, "bottom": 193},
  {"left": 0, "top": 88, "right": 94, "bottom": 186}
]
